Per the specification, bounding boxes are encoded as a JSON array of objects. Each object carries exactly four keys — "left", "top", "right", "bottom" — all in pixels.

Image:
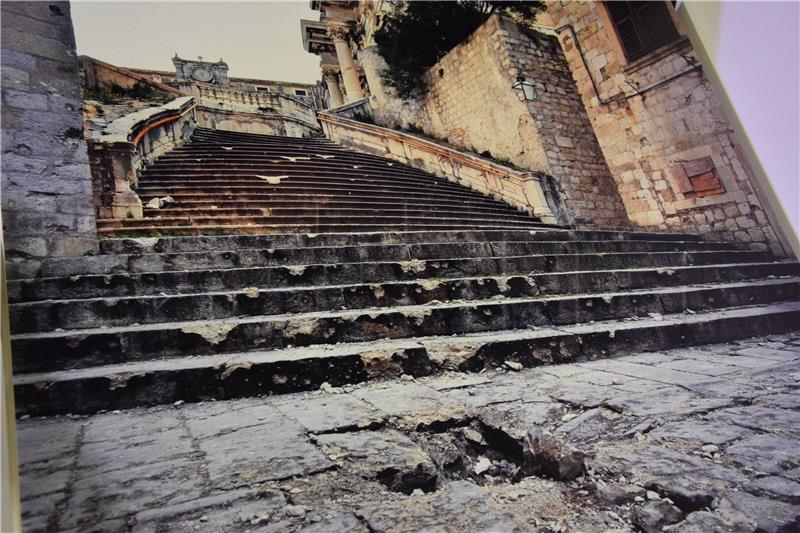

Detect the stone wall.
[
  {"left": 546, "top": 1, "right": 792, "bottom": 255},
  {"left": 1, "top": 1, "right": 98, "bottom": 278},
  {"left": 370, "top": 15, "right": 629, "bottom": 229}
]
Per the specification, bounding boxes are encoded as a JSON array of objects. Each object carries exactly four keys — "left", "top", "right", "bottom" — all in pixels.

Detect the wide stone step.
[
  {"left": 11, "top": 265, "right": 798, "bottom": 333},
  {"left": 96, "top": 228, "right": 705, "bottom": 255},
  {"left": 134, "top": 183, "right": 504, "bottom": 203},
  {"left": 140, "top": 205, "right": 532, "bottom": 219},
  {"left": 37, "top": 239, "right": 740, "bottom": 278},
  {"left": 11, "top": 278, "right": 798, "bottom": 374},
  {"left": 145, "top": 198, "right": 513, "bottom": 211},
  {"left": 14, "top": 302, "right": 800, "bottom": 416},
  {"left": 11, "top": 250, "right": 770, "bottom": 302},
  {"left": 97, "top": 213, "right": 542, "bottom": 230},
  {"left": 136, "top": 191, "right": 508, "bottom": 206},
  {"left": 97, "top": 222, "right": 553, "bottom": 238}
]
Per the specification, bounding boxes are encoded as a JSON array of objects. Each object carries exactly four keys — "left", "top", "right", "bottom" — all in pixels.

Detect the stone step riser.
[
  {"left": 141, "top": 199, "right": 511, "bottom": 210},
  {"left": 139, "top": 171, "right": 477, "bottom": 189},
  {"left": 11, "top": 280, "right": 798, "bottom": 374},
  {"left": 135, "top": 185, "right": 504, "bottom": 202},
  {"left": 97, "top": 223, "right": 552, "bottom": 238},
  {"left": 39, "top": 240, "right": 740, "bottom": 278},
  {"left": 140, "top": 207, "right": 533, "bottom": 218},
  {"left": 135, "top": 194, "right": 508, "bottom": 208},
  {"left": 97, "top": 213, "right": 542, "bottom": 228},
  {"left": 14, "top": 304, "right": 800, "bottom": 416},
  {"left": 97, "top": 229, "right": 704, "bottom": 255},
  {"left": 12, "top": 250, "right": 768, "bottom": 303},
  {"left": 134, "top": 191, "right": 517, "bottom": 208},
  {"left": 12, "top": 264, "right": 798, "bottom": 333}
]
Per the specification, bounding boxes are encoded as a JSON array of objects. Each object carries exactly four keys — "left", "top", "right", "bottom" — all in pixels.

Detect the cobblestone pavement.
[{"left": 17, "top": 332, "right": 800, "bottom": 532}]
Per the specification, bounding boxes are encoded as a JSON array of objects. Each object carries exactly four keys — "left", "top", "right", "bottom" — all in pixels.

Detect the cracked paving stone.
[
  {"left": 648, "top": 418, "right": 754, "bottom": 445},
  {"left": 183, "top": 403, "right": 334, "bottom": 489},
  {"left": 655, "top": 357, "right": 742, "bottom": 377},
  {"left": 577, "top": 359, "right": 716, "bottom": 386},
  {"left": 350, "top": 382, "right": 445, "bottom": 416},
  {"left": 60, "top": 458, "right": 205, "bottom": 530},
  {"left": 745, "top": 476, "right": 800, "bottom": 500},
  {"left": 131, "top": 488, "right": 288, "bottom": 533},
  {"left": 479, "top": 400, "right": 564, "bottom": 439},
  {"left": 356, "top": 480, "right": 521, "bottom": 531},
  {"left": 604, "top": 387, "right": 734, "bottom": 417},
  {"left": 314, "top": 430, "right": 438, "bottom": 494},
  {"left": 554, "top": 407, "right": 641, "bottom": 446},
  {"left": 718, "top": 491, "right": 800, "bottom": 533},
  {"left": 271, "top": 393, "right": 385, "bottom": 433},
  {"left": 725, "top": 434, "right": 799, "bottom": 476},
  {"left": 546, "top": 380, "right": 614, "bottom": 408},
  {"left": 756, "top": 393, "right": 800, "bottom": 409},
  {"left": 296, "top": 512, "right": 367, "bottom": 533},
  {"left": 734, "top": 347, "right": 800, "bottom": 361},
  {"left": 594, "top": 444, "right": 747, "bottom": 503},
  {"left": 17, "top": 418, "right": 81, "bottom": 465},
  {"left": 709, "top": 405, "right": 800, "bottom": 435}
]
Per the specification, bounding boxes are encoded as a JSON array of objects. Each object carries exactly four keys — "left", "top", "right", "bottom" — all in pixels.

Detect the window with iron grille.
[{"left": 605, "top": 1, "right": 679, "bottom": 62}]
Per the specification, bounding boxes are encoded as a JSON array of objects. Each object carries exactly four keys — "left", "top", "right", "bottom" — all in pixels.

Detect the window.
[
  {"left": 605, "top": 1, "right": 679, "bottom": 62},
  {"left": 681, "top": 157, "right": 725, "bottom": 199},
  {"left": 294, "top": 89, "right": 308, "bottom": 96}
]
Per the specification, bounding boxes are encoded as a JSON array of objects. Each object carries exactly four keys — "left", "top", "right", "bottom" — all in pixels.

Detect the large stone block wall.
[
  {"left": 1, "top": 1, "right": 98, "bottom": 278},
  {"left": 370, "top": 15, "right": 629, "bottom": 228},
  {"left": 546, "top": 1, "right": 791, "bottom": 255}
]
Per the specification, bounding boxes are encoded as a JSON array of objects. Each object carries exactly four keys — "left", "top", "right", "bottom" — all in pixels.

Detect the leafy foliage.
[{"left": 374, "top": 1, "right": 544, "bottom": 99}]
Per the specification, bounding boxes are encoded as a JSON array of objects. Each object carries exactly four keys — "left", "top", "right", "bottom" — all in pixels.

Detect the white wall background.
[{"left": 682, "top": 0, "right": 799, "bottom": 240}]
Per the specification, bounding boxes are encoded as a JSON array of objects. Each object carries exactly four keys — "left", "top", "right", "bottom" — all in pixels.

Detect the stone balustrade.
[
  {"left": 318, "top": 110, "right": 565, "bottom": 225},
  {"left": 88, "top": 96, "right": 198, "bottom": 219},
  {"left": 193, "top": 84, "right": 318, "bottom": 128}
]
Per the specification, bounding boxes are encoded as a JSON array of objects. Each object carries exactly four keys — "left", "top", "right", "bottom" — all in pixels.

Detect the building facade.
[{"left": 300, "top": 0, "right": 793, "bottom": 256}]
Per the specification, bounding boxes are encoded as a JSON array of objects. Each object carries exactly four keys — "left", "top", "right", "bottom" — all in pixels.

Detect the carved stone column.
[
  {"left": 358, "top": 46, "right": 389, "bottom": 105},
  {"left": 327, "top": 23, "right": 364, "bottom": 102},
  {"left": 322, "top": 68, "right": 344, "bottom": 108}
]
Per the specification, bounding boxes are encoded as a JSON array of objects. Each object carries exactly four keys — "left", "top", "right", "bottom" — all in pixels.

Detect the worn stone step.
[
  {"left": 147, "top": 198, "right": 513, "bottom": 211},
  {"left": 11, "top": 264, "right": 798, "bottom": 333},
  {"left": 140, "top": 206, "right": 533, "bottom": 220},
  {"left": 14, "top": 301, "right": 800, "bottom": 416},
  {"left": 11, "top": 278, "right": 798, "bottom": 374},
  {"left": 96, "top": 228, "right": 705, "bottom": 255},
  {"left": 97, "top": 213, "right": 542, "bottom": 229},
  {"left": 134, "top": 183, "right": 507, "bottom": 203},
  {"left": 135, "top": 192, "right": 509, "bottom": 209},
  {"left": 11, "top": 249, "right": 770, "bottom": 303},
  {"left": 97, "top": 222, "right": 553, "bottom": 238},
  {"left": 138, "top": 170, "right": 479, "bottom": 191},
  {"left": 37, "top": 239, "right": 740, "bottom": 278}
]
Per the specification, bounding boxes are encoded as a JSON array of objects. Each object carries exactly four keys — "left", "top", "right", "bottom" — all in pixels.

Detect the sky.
[{"left": 71, "top": 1, "right": 322, "bottom": 83}]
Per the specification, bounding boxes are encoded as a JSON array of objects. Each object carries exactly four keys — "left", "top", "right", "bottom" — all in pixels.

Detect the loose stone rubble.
[{"left": 17, "top": 332, "right": 800, "bottom": 532}]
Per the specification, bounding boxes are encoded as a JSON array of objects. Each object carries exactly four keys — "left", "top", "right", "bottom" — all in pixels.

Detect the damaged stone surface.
[{"left": 16, "top": 333, "right": 800, "bottom": 532}]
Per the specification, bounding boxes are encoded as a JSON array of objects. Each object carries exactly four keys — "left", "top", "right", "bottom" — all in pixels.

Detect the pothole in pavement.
[{"left": 413, "top": 419, "right": 526, "bottom": 487}]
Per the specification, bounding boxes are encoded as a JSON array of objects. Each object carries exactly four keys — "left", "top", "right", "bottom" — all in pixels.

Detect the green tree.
[{"left": 374, "top": 1, "right": 544, "bottom": 99}]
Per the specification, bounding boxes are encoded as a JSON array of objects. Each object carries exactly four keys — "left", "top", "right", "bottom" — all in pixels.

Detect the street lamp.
[{"left": 512, "top": 74, "right": 537, "bottom": 102}]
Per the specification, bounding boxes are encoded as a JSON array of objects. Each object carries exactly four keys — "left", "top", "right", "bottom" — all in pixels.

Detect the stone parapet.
[
  {"left": 318, "top": 111, "right": 565, "bottom": 225},
  {"left": 191, "top": 84, "right": 319, "bottom": 128},
  {"left": 88, "top": 96, "right": 198, "bottom": 219}
]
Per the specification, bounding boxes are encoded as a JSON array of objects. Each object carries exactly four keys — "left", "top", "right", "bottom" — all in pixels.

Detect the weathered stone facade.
[
  {"left": 302, "top": 2, "right": 795, "bottom": 255},
  {"left": 1, "top": 1, "right": 98, "bottom": 278},
  {"left": 414, "top": 16, "right": 630, "bottom": 228},
  {"left": 546, "top": 1, "right": 792, "bottom": 255}
]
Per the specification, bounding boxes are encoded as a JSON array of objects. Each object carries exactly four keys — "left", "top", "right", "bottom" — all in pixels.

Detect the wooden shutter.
[{"left": 606, "top": 1, "right": 679, "bottom": 61}]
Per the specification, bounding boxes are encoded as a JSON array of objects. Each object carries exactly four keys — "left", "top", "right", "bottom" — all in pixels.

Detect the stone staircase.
[
  {"left": 97, "top": 128, "right": 552, "bottom": 237},
  {"left": 10, "top": 129, "right": 800, "bottom": 416}
]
